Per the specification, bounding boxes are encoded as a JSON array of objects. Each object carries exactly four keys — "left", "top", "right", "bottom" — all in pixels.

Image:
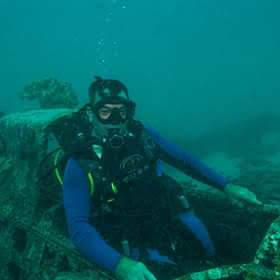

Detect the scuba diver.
[{"left": 58, "top": 76, "right": 261, "bottom": 280}]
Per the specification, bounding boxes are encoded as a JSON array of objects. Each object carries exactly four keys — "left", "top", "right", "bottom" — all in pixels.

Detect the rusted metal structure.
[{"left": 0, "top": 109, "right": 279, "bottom": 280}]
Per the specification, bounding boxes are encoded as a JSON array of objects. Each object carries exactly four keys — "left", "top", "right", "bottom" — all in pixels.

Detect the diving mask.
[{"left": 96, "top": 105, "right": 128, "bottom": 125}]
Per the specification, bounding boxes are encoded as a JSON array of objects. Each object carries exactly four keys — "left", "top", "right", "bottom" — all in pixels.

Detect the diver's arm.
[
  {"left": 63, "top": 158, "right": 123, "bottom": 272},
  {"left": 145, "top": 126, "right": 229, "bottom": 190},
  {"left": 178, "top": 211, "right": 216, "bottom": 257}
]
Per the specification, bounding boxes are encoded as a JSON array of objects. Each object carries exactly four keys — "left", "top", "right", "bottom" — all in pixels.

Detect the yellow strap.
[
  {"left": 111, "top": 182, "right": 118, "bottom": 194},
  {"left": 53, "top": 149, "right": 95, "bottom": 196},
  {"left": 54, "top": 150, "right": 63, "bottom": 186},
  {"left": 87, "top": 173, "right": 95, "bottom": 196}
]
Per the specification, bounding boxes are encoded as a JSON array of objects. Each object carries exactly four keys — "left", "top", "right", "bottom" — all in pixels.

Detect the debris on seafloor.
[
  {"left": 174, "top": 216, "right": 280, "bottom": 280},
  {"left": 18, "top": 78, "right": 79, "bottom": 109}
]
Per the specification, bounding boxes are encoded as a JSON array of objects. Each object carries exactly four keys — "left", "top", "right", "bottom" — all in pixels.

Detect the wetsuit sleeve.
[
  {"left": 145, "top": 126, "right": 230, "bottom": 190},
  {"left": 63, "top": 158, "right": 123, "bottom": 272},
  {"left": 178, "top": 212, "right": 216, "bottom": 257}
]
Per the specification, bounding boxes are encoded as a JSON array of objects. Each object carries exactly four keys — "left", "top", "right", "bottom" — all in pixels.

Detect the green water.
[
  {"left": 1, "top": 2, "right": 280, "bottom": 278},
  {"left": 1, "top": 0, "right": 280, "bottom": 144}
]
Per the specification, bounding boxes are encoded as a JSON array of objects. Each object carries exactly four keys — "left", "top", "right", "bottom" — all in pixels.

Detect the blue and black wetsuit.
[{"left": 63, "top": 125, "right": 229, "bottom": 272}]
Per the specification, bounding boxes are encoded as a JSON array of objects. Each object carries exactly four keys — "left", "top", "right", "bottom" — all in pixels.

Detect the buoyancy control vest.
[
  {"left": 76, "top": 123, "right": 161, "bottom": 217},
  {"left": 49, "top": 105, "right": 161, "bottom": 216}
]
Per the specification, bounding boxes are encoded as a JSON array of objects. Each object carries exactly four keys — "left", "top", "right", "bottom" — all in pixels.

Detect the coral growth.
[{"left": 19, "top": 78, "right": 79, "bottom": 109}]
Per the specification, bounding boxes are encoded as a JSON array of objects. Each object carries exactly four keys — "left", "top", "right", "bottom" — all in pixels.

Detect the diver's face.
[{"left": 98, "top": 103, "right": 127, "bottom": 121}]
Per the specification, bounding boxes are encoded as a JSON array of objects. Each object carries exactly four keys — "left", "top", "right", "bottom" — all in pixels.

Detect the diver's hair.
[{"left": 88, "top": 76, "right": 129, "bottom": 105}]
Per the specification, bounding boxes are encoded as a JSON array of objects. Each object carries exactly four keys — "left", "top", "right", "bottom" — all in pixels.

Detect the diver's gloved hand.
[
  {"left": 224, "top": 183, "right": 262, "bottom": 206},
  {"left": 115, "top": 257, "right": 157, "bottom": 280}
]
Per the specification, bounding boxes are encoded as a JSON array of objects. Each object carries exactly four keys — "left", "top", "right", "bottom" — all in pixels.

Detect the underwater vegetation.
[{"left": 18, "top": 78, "right": 79, "bottom": 109}]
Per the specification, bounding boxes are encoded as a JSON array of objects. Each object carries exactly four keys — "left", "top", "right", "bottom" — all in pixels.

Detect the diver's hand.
[
  {"left": 224, "top": 184, "right": 262, "bottom": 206},
  {"left": 115, "top": 257, "right": 157, "bottom": 280}
]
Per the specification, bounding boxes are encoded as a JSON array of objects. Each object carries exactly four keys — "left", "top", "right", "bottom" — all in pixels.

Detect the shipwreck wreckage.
[{"left": 0, "top": 109, "right": 279, "bottom": 280}]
